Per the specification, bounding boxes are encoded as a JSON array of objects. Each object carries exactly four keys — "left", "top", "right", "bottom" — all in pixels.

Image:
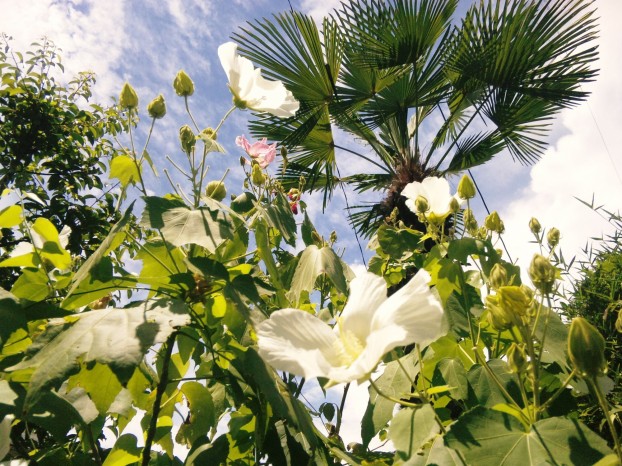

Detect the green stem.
[
  {"left": 335, "top": 383, "right": 350, "bottom": 435},
  {"left": 142, "top": 331, "right": 177, "bottom": 466},
  {"left": 538, "top": 370, "right": 576, "bottom": 414},
  {"left": 213, "top": 105, "right": 237, "bottom": 135},
  {"left": 589, "top": 376, "right": 622, "bottom": 461}
]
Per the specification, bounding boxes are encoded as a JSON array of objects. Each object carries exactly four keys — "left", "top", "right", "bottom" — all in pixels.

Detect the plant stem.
[
  {"left": 589, "top": 376, "right": 622, "bottom": 461},
  {"left": 335, "top": 383, "right": 350, "bottom": 435},
  {"left": 142, "top": 331, "right": 177, "bottom": 466}
]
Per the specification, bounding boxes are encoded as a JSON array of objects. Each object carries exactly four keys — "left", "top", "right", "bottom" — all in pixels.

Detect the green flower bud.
[
  {"left": 119, "top": 82, "right": 138, "bottom": 109},
  {"left": 201, "top": 127, "right": 217, "bottom": 140},
  {"left": 547, "top": 228, "right": 560, "bottom": 248},
  {"left": 507, "top": 343, "right": 528, "bottom": 373},
  {"left": 179, "top": 125, "right": 196, "bottom": 153},
  {"left": 457, "top": 175, "right": 476, "bottom": 200},
  {"left": 489, "top": 263, "right": 508, "bottom": 290},
  {"left": 463, "top": 208, "right": 478, "bottom": 234},
  {"left": 568, "top": 317, "right": 607, "bottom": 379},
  {"left": 529, "top": 217, "right": 541, "bottom": 235},
  {"left": 330, "top": 230, "right": 337, "bottom": 244},
  {"left": 251, "top": 163, "right": 264, "bottom": 185},
  {"left": 486, "top": 294, "right": 513, "bottom": 330},
  {"left": 484, "top": 211, "right": 504, "bottom": 234},
  {"left": 173, "top": 70, "right": 194, "bottom": 97},
  {"left": 449, "top": 197, "right": 461, "bottom": 214},
  {"left": 497, "top": 286, "right": 531, "bottom": 321},
  {"left": 415, "top": 195, "right": 429, "bottom": 214},
  {"left": 205, "top": 180, "right": 226, "bottom": 201},
  {"left": 147, "top": 94, "right": 166, "bottom": 119},
  {"left": 528, "top": 254, "right": 557, "bottom": 294}
]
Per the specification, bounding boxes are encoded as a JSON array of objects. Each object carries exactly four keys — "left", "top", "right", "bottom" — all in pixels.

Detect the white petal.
[
  {"left": 9, "top": 242, "right": 34, "bottom": 258},
  {"left": 370, "top": 269, "right": 446, "bottom": 351},
  {"left": 59, "top": 225, "right": 72, "bottom": 249},
  {"left": 340, "top": 272, "right": 387, "bottom": 342},
  {"left": 421, "top": 177, "right": 453, "bottom": 216},
  {"left": 217, "top": 42, "right": 238, "bottom": 86},
  {"left": 256, "top": 308, "right": 341, "bottom": 380}
]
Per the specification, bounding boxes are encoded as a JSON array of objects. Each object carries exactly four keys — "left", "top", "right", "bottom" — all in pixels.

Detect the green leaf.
[
  {"left": 68, "top": 362, "right": 123, "bottom": 414},
  {"left": 377, "top": 223, "right": 423, "bottom": 260},
  {"left": 445, "top": 407, "right": 612, "bottom": 466},
  {"left": 256, "top": 191, "right": 297, "bottom": 247},
  {"left": 389, "top": 404, "right": 439, "bottom": 462},
  {"left": 64, "top": 202, "right": 134, "bottom": 303},
  {"left": 176, "top": 381, "right": 215, "bottom": 446},
  {"left": 361, "top": 353, "right": 419, "bottom": 447},
  {"left": 466, "top": 359, "right": 521, "bottom": 409},
  {"left": 7, "top": 300, "right": 190, "bottom": 409},
  {"left": 0, "top": 204, "right": 23, "bottom": 227},
  {"left": 433, "top": 358, "right": 468, "bottom": 400},
  {"left": 141, "top": 197, "right": 234, "bottom": 253},
  {"left": 109, "top": 154, "right": 140, "bottom": 187},
  {"left": 102, "top": 434, "right": 142, "bottom": 466},
  {"left": 288, "top": 245, "right": 349, "bottom": 304},
  {"left": 11, "top": 267, "right": 50, "bottom": 301},
  {"left": 0, "top": 288, "right": 25, "bottom": 348},
  {"left": 411, "top": 435, "right": 466, "bottom": 466}
]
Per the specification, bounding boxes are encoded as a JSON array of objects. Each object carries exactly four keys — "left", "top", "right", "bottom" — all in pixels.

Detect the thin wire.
[
  {"left": 335, "top": 163, "right": 367, "bottom": 267},
  {"left": 467, "top": 168, "right": 513, "bottom": 263},
  {"left": 585, "top": 100, "right": 622, "bottom": 188}
]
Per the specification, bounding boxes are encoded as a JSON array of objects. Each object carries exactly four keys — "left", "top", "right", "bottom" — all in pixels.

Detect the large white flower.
[
  {"left": 402, "top": 176, "right": 461, "bottom": 221},
  {"left": 218, "top": 42, "right": 299, "bottom": 118},
  {"left": 256, "top": 270, "right": 446, "bottom": 385}
]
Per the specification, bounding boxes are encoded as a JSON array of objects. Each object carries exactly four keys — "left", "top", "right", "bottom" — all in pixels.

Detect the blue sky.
[{"left": 2, "top": 0, "right": 622, "bottom": 454}]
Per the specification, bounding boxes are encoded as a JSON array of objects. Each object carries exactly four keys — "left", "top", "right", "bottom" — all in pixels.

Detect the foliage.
[
  {"left": 233, "top": 0, "right": 599, "bottom": 235},
  {"left": 0, "top": 4, "right": 619, "bottom": 466},
  {"left": 0, "top": 36, "right": 125, "bottom": 289}
]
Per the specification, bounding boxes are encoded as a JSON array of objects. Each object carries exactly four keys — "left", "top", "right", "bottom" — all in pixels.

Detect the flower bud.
[
  {"left": 449, "top": 197, "right": 461, "bottom": 214},
  {"left": 147, "top": 94, "right": 166, "bottom": 119},
  {"left": 415, "top": 195, "right": 429, "bottom": 214},
  {"left": 507, "top": 343, "right": 528, "bottom": 373},
  {"left": 179, "top": 125, "right": 196, "bottom": 153},
  {"left": 330, "top": 230, "right": 337, "bottom": 244},
  {"left": 463, "top": 208, "right": 478, "bottom": 234},
  {"left": 489, "top": 263, "right": 508, "bottom": 290},
  {"left": 119, "top": 82, "right": 138, "bottom": 109},
  {"left": 457, "top": 175, "right": 476, "bottom": 199},
  {"left": 486, "top": 294, "right": 513, "bottom": 330},
  {"left": 201, "top": 127, "right": 217, "bottom": 140},
  {"left": 547, "top": 228, "right": 560, "bottom": 248},
  {"left": 528, "top": 254, "right": 557, "bottom": 294},
  {"left": 497, "top": 286, "right": 531, "bottom": 320},
  {"left": 174, "top": 70, "right": 194, "bottom": 96},
  {"left": 251, "top": 163, "right": 265, "bottom": 185},
  {"left": 484, "top": 211, "right": 504, "bottom": 234},
  {"left": 529, "top": 217, "right": 541, "bottom": 235},
  {"left": 205, "top": 180, "right": 226, "bottom": 201},
  {"left": 568, "top": 317, "right": 607, "bottom": 379}
]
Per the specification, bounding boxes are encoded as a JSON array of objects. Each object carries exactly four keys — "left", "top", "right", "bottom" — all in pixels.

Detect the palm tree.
[{"left": 232, "top": 0, "right": 598, "bottom": 236}]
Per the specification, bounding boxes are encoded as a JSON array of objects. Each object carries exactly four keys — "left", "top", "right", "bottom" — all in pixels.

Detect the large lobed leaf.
[{"left": 7, "top": 300, "right": 190, "bottom": 409}]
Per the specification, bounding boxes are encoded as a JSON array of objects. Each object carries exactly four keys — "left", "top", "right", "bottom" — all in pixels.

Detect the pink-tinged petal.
[
  {"left": 340, "top": 272, "right": 388, "bottom": 342},
  {"left": 235, "top": 135, "right": 250, "bottom": 152},
  {"left": 370, "top": 269, "right": 446, "bottom": 349},
  {"left": 256, "top": 308, "right": 342, "bottom": 380}
]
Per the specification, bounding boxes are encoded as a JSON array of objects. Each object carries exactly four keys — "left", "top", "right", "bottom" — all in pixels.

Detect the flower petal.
[
  {"left": 370, "top": 269, "right": 446, "bottom": 351},
  {"left": 340, "top": 272, "right": 388, "bottom": 342},
  {"left": 256, "top": 308, "right": 341, "bottom": 380}
]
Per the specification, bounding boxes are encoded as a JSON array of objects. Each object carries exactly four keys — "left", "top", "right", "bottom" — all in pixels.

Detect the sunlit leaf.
[
  {"left": 109, "top": 154, "right": 140, "bottom": 187},
  {"left": 0, "top": 204, "right": 23, "bottom": 227},
  {"left": 389, "top": 404, "right": 439, "bottom": 462}
]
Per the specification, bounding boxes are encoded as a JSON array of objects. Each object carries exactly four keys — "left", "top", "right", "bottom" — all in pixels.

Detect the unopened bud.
[
  {"left": 489, "top": 263, "right": 508, "bottom": 290},
  {"left": 497, "top": 286, "right": 531, "bottom": 320},
  {"left": 484, "top": 211, "right": 504, "bottom": 234},
  {"left": 174, "top": 70, "right": 194, "bottom": 97},
  {"left": 251, "top": 163, "right": 264, "bottom": 185},
  {"left": 486, "top": 294, "right": 513, "bottom": 331},
  {"left": 415, "top": 195, "right": 429, "bottom": 214},
  {"left": 449, "top": 197, "right": 460, "bottom": 214},
  {"left": 147, "top": 94, "right": 166, "bottom": 119},
  {"left": 311, "top": 230, "right": 323, "bottom": 245},
  {"left": 206, "top": 180, "right": 226, "bottom": 201},
  {"left": 298, "top": 176, "right": 306, "bottom": 189},
  {"left": 528, "top": 254, "right": 557, "bottom": 294},
  {"left": 179, "top": 125, "right": 196, "bottom": 153},
  {"left": 547, "top": 228, "right": 560, "bottom": 248},
  {"left": 119, "top": 82, "right": 138, "bottom": 109},
  {"left": 457, "top": 175, "right": 476, "bottom": 200},
  {"left": 201, "top": 127, "right": 217, "bottom": 140},
  {"left": 568, "top": 317, "right": 607, "bottom": 379},
  {"left": 507, "top": 343, "right": 528, "bottom": 373},
  {"left": 529, "top": 217, "right": 541, "bottom": 235},
  {"left": 330, "top": 230, "right": 337, "bottom": 244},
  {"left": 463, "top": 208, "right": 478, "bottom": 233}
]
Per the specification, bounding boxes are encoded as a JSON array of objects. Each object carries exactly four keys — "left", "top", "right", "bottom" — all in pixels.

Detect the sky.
[{"left": 2, "top": 0, "right": 622, "bottom": 457}]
